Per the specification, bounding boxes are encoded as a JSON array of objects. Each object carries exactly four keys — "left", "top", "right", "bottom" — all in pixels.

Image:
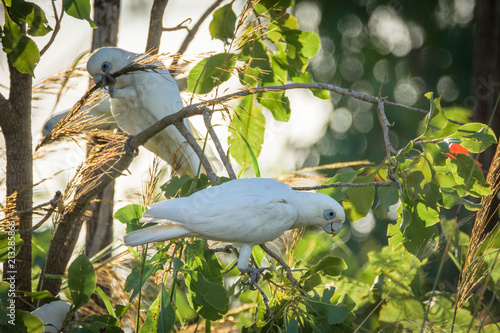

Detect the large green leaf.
[
  {"left": 68, "top": 253, "right": 96, "bottom": 309},
  {"left": 2, "top": 12, "right": 40, "bottom": 76},
  {"left": 139, "top": 284, "right": 175, "bottom": 333},
  {"left": 449, "top": 123, "right": 497, "bottom": 153},
  {"left": 114, "top": 204, "right": 146, "bottom": 233},
  {"left": 63, "top": 0, "right": 96, "bottom": 28},
  {"left": 9, "top": 0, "right": 52, "bottom": 36},
  {"left": 187, "top": 53, "right": 236, "bottom": 94},
  {"left": 403, "top": 210, "right": 438, "bottom": 258},
  {"left": 374, "top": 185, "right": 400, "bottom": 219},
  {"left": 227, "top": 96, "right": 266, "bottom": 169},
  {"left": 345, "top": 173, "right": 376, "bottom": 221},
  {"left": 238, "top": 38, "right": 271, "bottom": 87},
  {"left": 209, "top": 3, "right": 236, "bottom": 42}
]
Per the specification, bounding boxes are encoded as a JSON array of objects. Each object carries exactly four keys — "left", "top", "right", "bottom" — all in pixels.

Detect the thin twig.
[
  {"left": 203, "top": 109, "right": 237, "bottom": 179},
  {"left": 291, "top": 181, "right": 395, "bottom": 191},
  {"left": 172, "top": 0, "right": 225, "bottom": 66},
  {"left": 40, "top": 1, "right": 64, "bottom": 56},
  {"left": 1, "top": 191, "right": 62, "bottom": 223},
  {"left": 377, "top": 96, "right": 397, "bottom": 158},
  {"left": 162, "top": 18, "right": 191, "bottom": 32},
  {"left": 253, "top": 282, "right": 274, "bottom": 321},
  {"left": 259, "top": 243, "right": 298, "bottom": 286},
  {"left": 173, "top": 121, "right": 218, "bottom": 181}
]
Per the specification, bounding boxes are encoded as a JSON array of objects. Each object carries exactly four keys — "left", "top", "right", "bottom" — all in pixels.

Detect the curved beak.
[
  {"left": 93, "top": 73, "right": 116, "bottom": 88},
  {"left": 322, "top": 221, "right": 343, "bottom": 236}
]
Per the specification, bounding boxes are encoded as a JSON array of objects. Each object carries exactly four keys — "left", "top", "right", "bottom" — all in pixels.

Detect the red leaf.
[{"left": 449, "top": 143, "right": 469, "bottom": 155}]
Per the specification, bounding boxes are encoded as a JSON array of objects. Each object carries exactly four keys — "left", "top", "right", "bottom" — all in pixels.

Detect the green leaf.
[
  {"left": 289, "top": 70, "right": 330, "bottom": 99},
  {"left": 344, "top": 173, "right": 376, "bottom": 221},
  {"left": 73, "top": 314, "right": 122, "bottom": 332},
  {"left": 305, "top": 292, "right": 355, "bottom": 325},
  {"left": 447, "top": 154, "right": 491, "bottom": 197},
  {"left": 449, "top": 123, "right": 497, "bottom": 153},
  {"left": 374, "top": 185, "right": 400, "bottom": 219},
  {"left": 302, "top": 256, "right": 347, "bottom": 279},
  {"left": 5, "top": 310, "right": 44, "bottom": 333},
  {"left": 403, "top": 211, "right": 438, "bottom": 257},
  {"left": 68, "top": 253, "right": 96, "bottom": 309},
  {"left": 124, "top": 262, "right": 162, "bottom": 302},
  {"left": 238, "top": 38, "right": 271, "bottom": 87},
  {"left": 318, "top": 170, "right": 361, "bottom": 202},
  {"left": 23, "top": 290, "right": 58, "bottom": 303},
  {"left": 9, "top": 0, "right": 52, "bottom": 36},
  {"left": 114, "top": 304, "right": 131, "bottom": 320},
  {"left": 160, "top": 175, "right": 191, "bottom": 198},
  {"left": 286, "top": 318, "right": 299, "bottom": 333},
  {"left": 2, "top": 12, "right": 40, "bottom": 76},
  {"left": 114, "top": 204, "right": 146, "bottom": 233},
  {"left": 415, "top": 201, "right": 439, "bottom": 227},
  {"left": 0, "top": 232, "right": 23, "bottom": 263},
  {"left": 187, "top": 53, "right": 236, "bottom": 94},
  {"left": 96, "top": 286, "right": 116, "bottom": 319},
  {"left": 209, "top": 3, "right": 236, "bottom": 42},
  {"left": 258, "top": 91, "right": 290, "bottom": 121},
  {"left": 192, "top": 273, "right": 228, "bottom": 312},
  {"left": 63, "top": 0, "right": 97, "bottom": 28},
  {"left": 139, "top": 284, "right": 175, "bottom": 333},
  {"left": 227, "top": 96, "right": 266, "bottom": 170}
]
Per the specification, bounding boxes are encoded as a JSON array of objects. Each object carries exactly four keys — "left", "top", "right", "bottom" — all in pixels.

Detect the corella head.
[
  {"left": 86, "top": 47, "right": 139, "bottom": 87},
  {"left": 292, "top": 191, "right": 345, "bottom": 235}
]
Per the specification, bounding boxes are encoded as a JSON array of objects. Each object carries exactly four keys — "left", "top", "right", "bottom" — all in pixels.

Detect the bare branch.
[
  {"left": 172, "top": 0, "right": 225, "bottom": 66},
  {"left": 259, "top": 243, "right": 298, "bottom": 286},
  {"left": 162, "top": 18, "right": 191, "bottom": 32},
  {"left": 203, "top": 109, "right": 237, "bottom": 179},
  {"left": 145, "top": 0, "right": 169, "bottom": 54},
  {"left": 1, "top": 191, "right": 62, "bottom": 223},
  {"left": 40, "top": 1, "right": 64, "bottom": 56},
  {"left": 291, "top": 181, "right": 395, "bottom": 191},
  {"left": 377, "top": 97, "right": 397, "bottom": 160},
  {"left": 173, "top": 121, "right": 218, "bottom": 181}
]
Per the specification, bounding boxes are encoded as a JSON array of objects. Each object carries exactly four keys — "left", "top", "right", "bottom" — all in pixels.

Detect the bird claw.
[
  {"left": 241, "top": 266, "right": 266, "bottom": 290},
  {"left": 125, "top": 135, "right": 139, "bottom": 156}
]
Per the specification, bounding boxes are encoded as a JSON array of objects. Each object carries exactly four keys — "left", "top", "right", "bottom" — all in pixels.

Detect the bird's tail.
[{"left": 123, "top": 224, "right": 191, "bottom": 247}]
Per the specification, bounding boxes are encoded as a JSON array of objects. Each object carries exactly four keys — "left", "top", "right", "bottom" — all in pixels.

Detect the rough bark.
[
  {"left": 145, "top": 0, "right": 169, "bottom": 55},
  {"left": 38, "top": 0, "right": 121, "bottom": 296},
  {"left": 473, "top": 0, "right": 500, "bottom": 234},
  {"left": 0, "top": 56, "right": 34, "bottom": 310},
  {"left": 86, "top": 0, "right": 121, "bottom": 258}
]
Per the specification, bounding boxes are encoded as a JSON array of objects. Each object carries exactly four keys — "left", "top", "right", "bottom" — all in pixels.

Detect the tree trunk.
[
  {"left": 86, "top": 0, "right": 121, "bottom": 259},
  {"left": 37, "top": 0, "right": 121, "bottom": 296},
  {"left": 0, "top": 56, "right": 33, "bottom": 310},
  {"left": 146, "top": 0, "right": 169, "bottom": 54},
  {"left": 473, "top": 0, "right": 500, "bottom": 234}
]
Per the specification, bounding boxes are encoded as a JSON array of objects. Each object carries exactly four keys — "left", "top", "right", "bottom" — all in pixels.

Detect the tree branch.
[
  {"left": 145, "top": 0, "right": 169, "bottom": 54},
  {"left": 259, "top": 243, "right": 298, "bottom": 286},
  {"left": 173, "top": 121, "right": 218, "bottom": 181},
  {"left": 162, "top": 18, "right": 191, "bottom": 32},
  {"left": 40, "top": 0, "right": 64, "bottom": 57},
  {"left": 1, "top": 191, "right": 61, "bottom": 223},
  {"left": 203, "top": 109, "right": 237, "bottom": 179},
  {"left": 172, "top": 0, "right": 224, "bottom": 66},
  {"left": 291, "top": 181, "right": 395, "bottom": 191}
]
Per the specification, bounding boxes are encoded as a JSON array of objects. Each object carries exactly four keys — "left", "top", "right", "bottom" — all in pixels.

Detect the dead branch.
[
  {"left": 203, "top": 109, "right": 237, "bottom": 179},
  {"left": 291, "top": 181, "right": 395, "bottom": 191}
]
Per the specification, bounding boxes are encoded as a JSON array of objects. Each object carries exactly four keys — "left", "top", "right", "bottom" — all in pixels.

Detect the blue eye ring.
[
  {"left": 323, "top": 209, "right": 336, "bottom": 221},
  {"left": 101, "top": 62, "right": 112, "bottom": 73}
]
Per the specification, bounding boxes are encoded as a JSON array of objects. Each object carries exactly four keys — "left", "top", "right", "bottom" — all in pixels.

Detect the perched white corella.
[
  {"left": 31, "top": 301, "right": 71, "bottom": 333},
  {"left": 124, "top": 178, "right": 345, "bottom": 281},
  {"left": 86, "top": 47, "right": 201, "bottom": 175}
]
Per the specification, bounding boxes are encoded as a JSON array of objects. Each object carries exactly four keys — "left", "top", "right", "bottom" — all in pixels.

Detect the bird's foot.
[
  {"left": 124, "top": 135, "right": 139, "bottom": 156},
  {"left": 241, "top": 266, "right": 266, "bottom": 290}
]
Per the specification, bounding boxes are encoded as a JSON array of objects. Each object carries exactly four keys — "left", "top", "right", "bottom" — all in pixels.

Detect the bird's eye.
[
  {"left": 101, "top": 62, "right": 112, "bottom": 73},
  {"left": 323, "top": 209, "right": 336, "bottom": 221}
]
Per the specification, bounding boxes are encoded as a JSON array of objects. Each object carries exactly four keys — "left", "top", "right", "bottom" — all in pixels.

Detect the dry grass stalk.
[
  {"left": 456, "top": 141, "right": 500, "bottom": 309},
  {"left": 0, "top": 192, "right": 19, "bottom": 232}
]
